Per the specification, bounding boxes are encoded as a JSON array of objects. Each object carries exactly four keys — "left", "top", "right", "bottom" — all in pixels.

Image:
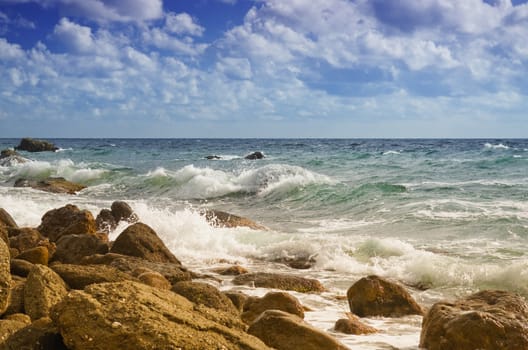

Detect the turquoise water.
[{"left": 1, "top": 138, "right": 528, "bottom": 349}]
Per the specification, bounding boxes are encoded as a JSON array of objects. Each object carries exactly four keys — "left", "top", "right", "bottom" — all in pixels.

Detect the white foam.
[
  {"left": 8, "top": 159, "right": 106, "bottom": 183},
  {"left": 383, "top": 150, "right": 401, "bottom": 155},
  {"left": 484, "top": 142, "right": 509, "bottom": 149}
]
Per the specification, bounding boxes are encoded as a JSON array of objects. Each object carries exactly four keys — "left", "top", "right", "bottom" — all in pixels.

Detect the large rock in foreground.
[
  {"left": 347, "top": 275, "right": 424, "bottom": 317},
  {"left": 203, "top": 209, "right": 267, "bottom": 230},
  {"left": 24, "top": 265, "right": 68, "bottom": 320},
  {"left": 242, "top": 291, "right": 305, "bottom": 324},
  {"left": 233, "top": 272, "right": 325, "bottom": 293},
  {"left": 420, "top": 290, "right": 528, "bottom": 350},
  {"left": 52, "top": 281, "right": 271, "bottom": 350},
  {"left": 15, "top": 177, "right": 86, "bottom": 195},
  {"left": 172, "top": 281, "right": 239, "bottom": 315},
  {"left": 15, "top": 138, "right": 58, "bottom": 152},
  {"left": 38, "top": 204, "right": 97, "bottom": 242},
  {"left": 0, "top": 239, "right": 11, "bottom": 315},
  {"left": 248, "top": 310, "right": 348, "bottom": 350}
]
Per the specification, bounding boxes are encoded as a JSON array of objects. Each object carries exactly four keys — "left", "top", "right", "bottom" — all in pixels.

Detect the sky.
[{"left": 0, "top": 0, "right": 527, "bottom": 138}]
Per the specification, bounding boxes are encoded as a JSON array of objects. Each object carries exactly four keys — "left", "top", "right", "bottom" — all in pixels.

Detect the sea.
[{"left": 1, "top": 138, "right": 527, "bottom": 349}]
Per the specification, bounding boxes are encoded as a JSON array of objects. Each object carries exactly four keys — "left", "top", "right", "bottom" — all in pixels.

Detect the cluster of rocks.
[
  {"left": 206, "top": 151, "right": 265, "bottom": 160},
  {"left": 1, "top": 203, "right": 528, "bottom": 350}
]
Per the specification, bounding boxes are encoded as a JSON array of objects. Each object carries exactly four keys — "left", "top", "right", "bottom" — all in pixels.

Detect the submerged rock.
[
  {"left": 14, "top": 177, "right": 86, "bottom": 195},
  {"left": 242, "top": 291, "right": 305, "bottom": 325},
  {"left": 245, "top": 151, "right": 264, "bottom": 160},
  {"left": 212, "top": 265, "right": 249, "bottom": 276},
  {"left": 206, "top": 155, "right": 222, "bottom": 160},
  {"left": 420, "top": 290, "right": 528, "bottom": 350},
  {"left": 202, "top": 209, "right": 267, "bottom": 230},
  {"left": 334, "top": 313, "right": 377, "bottom": 335},
  {"left": 15, "top": 138, "right": 58, "bottom": 152},
  {"left": 248, "top": 310, "right": 348, "bottom": 350},
  {"left": 347, "top": 275, "right": 424, "bottom": 317},
  {"left": 233, "top": 272, "right": 325, "bottom": 293},
  {"left": 38, "top": 204, "right": 97, "bottom": 242}
]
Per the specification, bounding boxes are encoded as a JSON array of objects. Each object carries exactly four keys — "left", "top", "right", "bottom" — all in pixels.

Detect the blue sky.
[{"left": 0, "top": 0, "right": 527, "bottom": 138}]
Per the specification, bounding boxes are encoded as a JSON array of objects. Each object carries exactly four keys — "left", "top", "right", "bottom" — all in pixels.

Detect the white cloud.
[
  {"left": 165, "top": 13, "right": 204, "bottom": 37},
  {"left": 142, "top": 27, "right": 208, "bottom": 56},
  {"left": 0, "top": 38, "right": 25, "bottom": 59},
  {"left": 216, "top": 57, "right": 252, "bottom": 79},
  {"left": 53, "top": 18, "right": 95, "bottom": 53}
]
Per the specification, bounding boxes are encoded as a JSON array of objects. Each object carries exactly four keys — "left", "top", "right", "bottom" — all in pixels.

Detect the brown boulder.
[
  {"left": 347, "top": 275, "right": 424, "bottom": 317},
  {"left": 111, "top": 200, "right": 138, "bottom": 223},
  {"left": 233, "top": 273, "right": 325, "bottom": 293},
  {"left": 95, "top": 208, "right": 117, "bottom": 234},
  {"left": 224, "top": 291, "right": 250, "bottom": 313},
  {"left": 110, "top": 222, "right": 180, "bottom": 264},
  {"left": 248, "top": 310, "right": 348, "bottom": 350},
  {"left": 136, "top": 270, "right": 171, "bottom": 290},
  {"left": 0, "top": 318, "right": 29, "bottom": 345},
  {"left": 4, "top": 276, "right": 25, "bottom": 316},
  {"left": 242, "top": 291, "right": 305, "bottom": 324},
  {"left": 52, "top": 234, "right": 108, "bottom": 264},
  {"left": 14, "top": 177, "right": 86, "bottom": 194},
  {"left": 172, "top": 281, "right": 239, "bottom": 315},
  {"left": 38, "top": 204, "right": 96, "bottom": 242},
  {"left": 420, "top": 290, "right": 528, "bottom": 350},
  {"left": 24, "top": 264, "right": 68, "bottom": 320},
  {"left": 0, "top": 239, "right": 12, "bottom": 315},
  {"left": 0, "top": 208, "right": 18, "bottom": 228},
  {"left": 16, "top": 246, "right": 49, "bottom": 265},
  {"left": 0, "top": 225, "right": 7, "bottom": 245},
  {"left": 15, "top": 138, "right": 58, "bottom": 152},
  {"left": 2, "top": 317, "right": 67, "bottom": 350},
  {"left": 203, "top": 209, "right": 267, "bottom": 230},
  {"left": 52, "top": 281, "right": 271, "bottom": 350},
  {"left": 213, "top": 265, "right": 249, "bottom": 275},
  {"left": 10, "top": 258, "right": 34, "bottom": 277},
  {"left": 334, "top": 313, "right": 377, "bottom": 335},
  {"left": 51, "top": 263, "right": 134, "bottom": 289},
  {"left": 8, "top": 227, "right": 43, "bottom": 252}
]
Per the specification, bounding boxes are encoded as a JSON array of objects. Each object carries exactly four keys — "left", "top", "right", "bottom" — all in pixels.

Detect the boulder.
[
  {"left": 274, "top": 255, "right": 317, "bottom": 269},
  {"left": 15, "top": 177, "right": 86, "bottom": 195},
  {"left": 8, "top": 227, "right": 43, "bottom": 252},
  {"left": 224, "top": 291, "right": 250, "bottom": 313},
  {"left": 2, "top": 317, "right": 67, "bottom": 350},
  {"left": 334, "top": 313, "right": 377, "bottom": 335},
  {"left": 203, "top": 209, "right": 267, "bottom": 230},
  {"left": 206, "top": 155, "right": 221, "bottom": 160},
  {"left": 10, "top": 258, "right": 34, "bottom": 277},
  {"left": 51, "top": 263, "right": 134, "bottom": 290},
  {"left": 0, "top": 319, "right": 29, "bottom": 345},
  {"left": 52, "top": 281, "right": 271, "bottom": 350},
  {"left": 245, "top": 151, "right": 264, "bottom": 160},
  {"left": 24, "top": 264, "right": 68, "bottom": 320},
  {"left": 242, "top": 291, "right": 305, "bottom": 324},
  {"left": 110, "top": 222, "right": 181, "bottom": 264},
  {"left": 4, "top": 277, "right": 25, "bottom": 316},
  {"left": 0, "top": 239, "right": 12, "bottom": 315},
  {"left": 0, "top": 208, "right": 18, "bottom": 228},
  {"left": 347, "top": 275, "right": 424, "bottom": 317},
  {"left": 15, "top": 138, "right": 58, "bottom": 152},
  {"left": 213, "top": 265, "right": 249, "bottom": 276},
  {"left": 420, "top": 290, "right": 528, "bottom": 350},
  {"left": 38, "top": 204, "right": 97, "bottom": 242},
  {"left": 52, "top": 234, "right": 108, "bottom": 264},
  {"left": 110, "top": 200, "right": 138, "bottom": 223},
  {"left": 0, "top": 225, "right": 7, "bottom": 245},
  {"left": 136, "top": 270, "right": 171, "bottom": 290},
  {"left": 172, "top": 281, "right": 239, "bottom": 315},
  {"left": 16, "top": 246, "right": 49, "bottom": 265},
  {"left": 95, "top": 208, "right": 117, "bottom": 234},
  {"left": 233, "top": 273, "right": 325, "bottom": 293},
  {"left": 248, "top": 310, "right": 348, "bottom": 350}
]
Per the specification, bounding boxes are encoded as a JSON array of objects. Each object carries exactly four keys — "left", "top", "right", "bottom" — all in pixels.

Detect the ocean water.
[{"left": 1, "top": 138, "right": 528, "bottom": 349}]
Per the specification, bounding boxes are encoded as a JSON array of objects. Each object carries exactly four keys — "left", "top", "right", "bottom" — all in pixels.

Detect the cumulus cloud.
[{"left": 165, "top": 12, "right": 204, "bottom": 37}]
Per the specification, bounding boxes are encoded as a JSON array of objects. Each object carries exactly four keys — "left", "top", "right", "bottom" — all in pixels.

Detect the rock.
[
  {"left": 0, "top": 149, "right": 27, "bottom": 165},
  {"left": 95, "top": 208, "right": 117, "bottom": 234},
  {"left": 136, "top": 270, "right": 171, "bottom": 290},
  {"left": 242, "top": 291, "right": 305, "bottom": 324},
  {"left": 24, "top": 264, "right": 68, "bottom": 320},
  {"left": 52, "top": 281, "right": 271, "bottom": 350},
  {"left": 10, "top": 258, "right": 34, "bottom": 277},
  {"left": 52, "top": 234, "right": 108, "bottom": 264},
  {"left": 8, "top": 227, "right": 43, "bottom": 252},
  {"left": 4, "top": 277, "right": 25, "bottom": 316},
  {"left": 51, "top": 263, "right": 134, "bottom": 290},
  {"left": 0, "top": 239, "right": 12, "bottom": 315},
  {"left": 248, "top": 310, "right": 348, "bottom": 350},
  {"left": 224, "top": 291, "right": 250, "bottom": 313},
  {"left": 14, "top": 177, "right": 86, "bottom": 194},
  {"left": 0, "top": 225, "right": 7, "bottom": 245},
  {"left": 245, "top": 151, "right": 264, "bottom": 160},
  {"left": 38, "top": 204, "right": 97, "bottom": 242},
  {"left": 2, "top": 317, "right": 67, "bottom": 350},
  {"left": 233, "top": 273, "right": 325, "bottom": 293},
  {"left": 16, "top": 246, "right": 49, "bottom": 265},
  {"left": 0, "top": 319, "right": 28, "bottom": 345},
  {"left": 206, "top": 155, "right": 221, "bottom": 160},
  {"left": 420, "top": 290, "right": 528, "bottom": 350},
  {"left": 202, "top": 209, "right": 267, "bottom": 230},
  {"left": 172, "top": 281, "right": 239, "bottom": 315},
  {"left": 4, "top": 312, "right": 31, "bottom": 324},
  {"left": 274, "top": 255, "right": 317, "bottom": 269},
  {"left": 0, "top": 208, "right": 18, "bottom": 229},
  {"left": 213, "top": 265, "right": 249, "bottom": 276},
  {"left": 15, "top": 138, "right": 58, "bottom": 152},
  {"left": 334, "top": 313, "right": 377, "bottom": 335},
  {"left": 347, "top": 275, "right": 424, "bottom": 317},
  {"left": 110, "top": 222, "right": 181, "bottom": 264},
  {"left": 111, "top": 200, "right": 138, "bottom": 223},
  {"left": 81, "top": 253, "right": 192, "bottom": 284}
]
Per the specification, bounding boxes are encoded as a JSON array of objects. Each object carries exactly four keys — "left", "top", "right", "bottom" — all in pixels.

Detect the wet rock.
[
  {"left": 202, "top": 209, "right": 267, "bottom": 230},
  {"left": 38, "top": 204, "right": 97, "bottom": 242},
  {"left": 24, "top": 264, "right": 68, "bottom": 320},
  {"left": 52, "top": 281, "right": 271, "bottom": 350},
  {"left": 233, "top": 272, "right": 325, "bottom": 293},
  {"left": 172, "top": 281, "right": 239, "bottom": 315},
  {"left": 420, "top": 290, "right": 528, "bottom": 350},
  {"left": 2, "top": 317, "right": 67, "bottom": 350},
  {"left": 0, "top": 149, "right": 27, "bottom": 166},
  {"left": 245, "top": 151, "right": 264, "bottom": 160},
  {"left": 224, "top": 291, "right": 250, "bottom": 313},
  {"left": 14, "top": 177, "right": 86, "bottom": 194},
  {"left": 110, "top": 222, "right": 181, "bottom": 264},
  {"left": 206, "top": 155, "right": 221, "bottom": 160},
  {"left": 248, "top": 310, "right": 348, "bottom": 350},
  {"left": 213, "top": 265, "right": 249, "bottom": 276},
  {"left": 95, "top": 208, "right": 117, "bottom": 234},
  {"left": 111, "top": 200, "right": 138, "bottom": 223},
  {"left": 15, "top": 138, "right": 58, "bottom": 152},
  {"left": 334, "top": 313, "right": 377, "bottom": 335},
  {"left": 50, "top": 263, "right": 134, "bottom": 290},
  {"left": 0, "top": 239, "right": 11, "bottom": 315},
  {"left": 4, "top": 277, "right": 25, "bottom": 316},
  {"left": 242, "top": 291, "right": 305, "bottom": 324},
  {"left": 347, "top": 275, "right": 424, "bottom": 317},
  {"left": 0, "top": 208, "right": 18, "bottom": 229},
  {"left": 52, "top": 234, "right": 108, "bottom": 264},
  {"left": 274, "top": 255, "right": 317, "bottom": 269},
  {"left": 16, "top": 246, "right": 49, "bottom": 265},
  {"left": 10, "top": 258, "right": 34, "bottom": 277}
]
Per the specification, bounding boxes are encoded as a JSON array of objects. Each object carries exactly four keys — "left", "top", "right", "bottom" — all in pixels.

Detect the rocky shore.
[{"left": 1, "top": 202, "right": 528, "bottom": 350}]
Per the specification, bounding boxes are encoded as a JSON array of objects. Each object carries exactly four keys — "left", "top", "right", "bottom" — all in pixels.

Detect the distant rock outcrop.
[
  {"left": 14, "top": 177, "right": 86, "bottom": 195},
  {"left": 15, "top": 138, "right": 58, "bottom": 152},
  {"left": 245, "top": 151, "right": 264, "bottom": 160}
]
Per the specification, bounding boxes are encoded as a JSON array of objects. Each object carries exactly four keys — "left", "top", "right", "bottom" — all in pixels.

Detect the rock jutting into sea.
[
  {"left": 14, "top": 178, "right": 86, "bottom": 195},
  {"left": 14, "top": 138, "right": 58, "bottom": 152}
]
